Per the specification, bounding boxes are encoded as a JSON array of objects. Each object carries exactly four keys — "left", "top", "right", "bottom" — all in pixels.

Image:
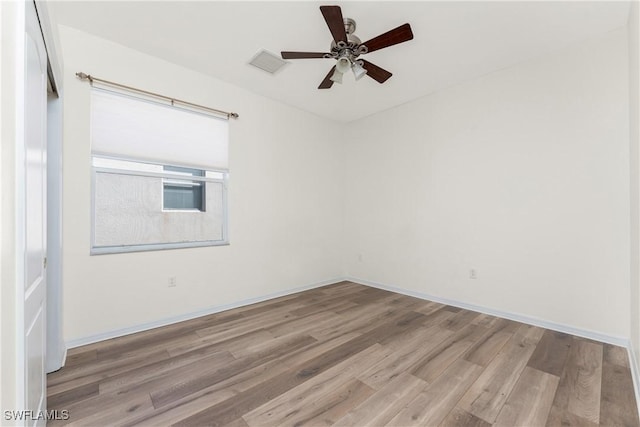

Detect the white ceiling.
[{"left": 48, "top": 1, "right": 630, "bottom": 123}]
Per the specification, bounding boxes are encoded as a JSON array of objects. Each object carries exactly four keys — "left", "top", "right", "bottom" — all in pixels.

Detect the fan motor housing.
[{"left": 328, "top": 17, "right": 367, "bottom": 59}]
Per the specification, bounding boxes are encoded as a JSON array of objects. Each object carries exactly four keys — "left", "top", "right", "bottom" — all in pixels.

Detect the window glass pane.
[
  {"left": 94, "top": 171, "right": 224, "bottom": 248},
  {"left": 163, "top": 165, "right": 204, "bottom": 177},
  {"left": 163, "top": 182, "right": 204, "bottom": 211},
  {"left": 162, "top": 166, "right": 205, "bottom": 211}
]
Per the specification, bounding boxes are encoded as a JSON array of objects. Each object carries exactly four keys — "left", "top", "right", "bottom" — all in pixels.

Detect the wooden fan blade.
[
  {"left": 361, "top": 60, "right": 392, "bottom": 83},
  {"left": 318, "top": 65, "right": 336, "bottom": 89},
  {"left": 362, "top": 23, "right": 413, "bottom": 53},
  {"left": 320, "top": 6, "right": 347, "bottom": 43},
  {"left": 281, "top": 51, "right": 330, "bottom": 59}
]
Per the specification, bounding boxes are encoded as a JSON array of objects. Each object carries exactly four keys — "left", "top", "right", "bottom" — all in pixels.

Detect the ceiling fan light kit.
[
  {"left": 281, "top": 5, "right": 414, "bottom": 89},
  {"left": 330, "top": 69, "right": 343, "bottom": 84},
  {"left": 335, "top": 56, "right": 352, "bottom": 74}
]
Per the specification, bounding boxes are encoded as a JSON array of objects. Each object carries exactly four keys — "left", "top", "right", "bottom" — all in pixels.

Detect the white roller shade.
[{"left": 91, "top": 87, "right": 228, "bottom": 170}]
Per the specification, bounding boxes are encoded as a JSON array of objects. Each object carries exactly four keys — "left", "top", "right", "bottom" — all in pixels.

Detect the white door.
[{"left": 23, "top": 1, "right": 48, "bottom": 424}]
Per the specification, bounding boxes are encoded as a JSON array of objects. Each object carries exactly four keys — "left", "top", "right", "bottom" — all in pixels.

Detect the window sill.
[{"left": 90, "top": 240, "right": 229, "bottom": 255}]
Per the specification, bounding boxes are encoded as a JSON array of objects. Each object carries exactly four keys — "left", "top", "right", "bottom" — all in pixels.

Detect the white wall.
[
  {"left": 58, "top": 26, "right": 345, "bottom": 343},
  {"left": 59, "top": 22, "right": 632, "bottom": 346},
  {"left": 629, "top": 0, "right": 640, "bottom": 380},
  {"left": 344, "top": 29, "right": 630, "bottom": 339}
]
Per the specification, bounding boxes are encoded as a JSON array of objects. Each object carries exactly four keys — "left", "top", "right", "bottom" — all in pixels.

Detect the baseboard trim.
[
  {"left": 66, "top": 275, "right": 629, "bottom": 351},
  {"left": 346, "top": 276, "right": 629, "bottom": 347},
  {"left": 65, "top": 277, "right": 345, "bottom": 349},
  {"left": 628, "top": 342, "right": 640, "bottom": 421}
]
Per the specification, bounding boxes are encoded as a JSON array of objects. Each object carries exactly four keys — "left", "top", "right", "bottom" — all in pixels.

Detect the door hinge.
[{"left": 43, "top": 257, "right": 47, "bottom": 269}]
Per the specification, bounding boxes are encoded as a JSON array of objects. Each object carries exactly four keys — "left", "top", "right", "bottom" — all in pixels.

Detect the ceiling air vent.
[{"left": 248, "top": 49, "right": 288, "bottom": 74}]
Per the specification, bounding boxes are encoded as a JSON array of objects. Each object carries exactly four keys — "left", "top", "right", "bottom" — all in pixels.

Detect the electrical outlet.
[
  {"left": 469, "top": 269, "right": 477, "bottom": 279},
  {"left": 168, "top": 276, "right": 177, "bottom": 287}
]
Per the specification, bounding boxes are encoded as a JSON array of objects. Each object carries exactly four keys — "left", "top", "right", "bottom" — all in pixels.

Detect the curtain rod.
[{"left": 75, "top": 72, "right": 239, "bottom": 119}]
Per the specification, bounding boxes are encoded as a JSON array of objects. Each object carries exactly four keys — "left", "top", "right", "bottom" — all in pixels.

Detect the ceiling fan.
[{"left": 281, "top": 5, "right": 414, "bottom": 89}]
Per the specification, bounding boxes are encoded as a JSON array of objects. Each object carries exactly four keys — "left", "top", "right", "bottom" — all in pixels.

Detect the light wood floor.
[{"left": 48, "top": 282, "right": 639, "bottom": 426}]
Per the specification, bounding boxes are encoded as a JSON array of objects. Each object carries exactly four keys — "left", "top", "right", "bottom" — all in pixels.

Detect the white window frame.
[{"left": 90, "top": 155, "right": 229, "bottom": 255}]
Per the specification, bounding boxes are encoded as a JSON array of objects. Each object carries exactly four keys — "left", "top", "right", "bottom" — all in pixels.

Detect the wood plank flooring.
[{"left": 48, "top": 282, "right": 640, "bottom": 426}]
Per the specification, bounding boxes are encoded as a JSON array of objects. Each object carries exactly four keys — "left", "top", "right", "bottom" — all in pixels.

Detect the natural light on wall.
[{"left": 90, "top": 86, "right": 229, "bottom": 254}]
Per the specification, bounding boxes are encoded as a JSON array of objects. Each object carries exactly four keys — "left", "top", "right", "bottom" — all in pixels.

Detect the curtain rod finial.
[
  {"left": 76, "top": 72, "right": 93, "bottom": 82},
  {"left": 229, "top": 113, "right": 239, "bottom": 119}
]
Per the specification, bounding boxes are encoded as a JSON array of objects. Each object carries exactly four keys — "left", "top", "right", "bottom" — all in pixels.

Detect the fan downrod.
[{"left": 344, "top": 18, "right": 356, "bottom": 35}]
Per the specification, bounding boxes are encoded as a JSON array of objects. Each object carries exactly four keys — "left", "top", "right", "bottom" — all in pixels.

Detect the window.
[
  {"left": 90, "top": 86, "right": 229, "bottom": 254},
  {"left": 163, "top": 166, "right": 206, "bottom": 211}
]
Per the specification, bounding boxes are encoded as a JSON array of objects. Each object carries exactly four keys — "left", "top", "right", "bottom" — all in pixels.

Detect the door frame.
[
  {"left": 13, "top": 0, "right": 29, "bottom": 413},
  {"left": 32, "top": 0, "right": 65, "bottom": 373}
]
